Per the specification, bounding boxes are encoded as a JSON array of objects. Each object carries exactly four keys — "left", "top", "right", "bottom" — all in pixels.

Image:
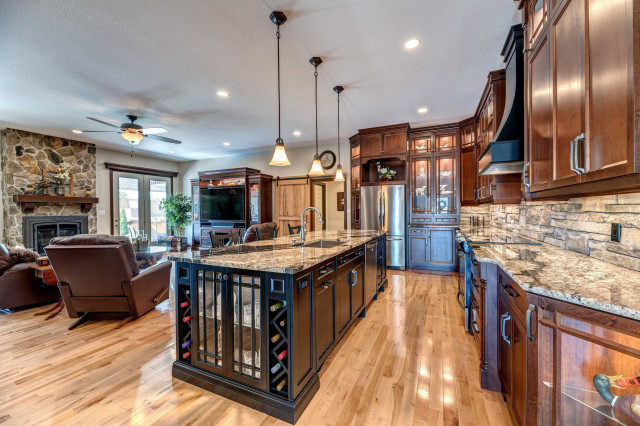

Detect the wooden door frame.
[{"left": 308, "top": 175, "right": 348, "bottom": 231}]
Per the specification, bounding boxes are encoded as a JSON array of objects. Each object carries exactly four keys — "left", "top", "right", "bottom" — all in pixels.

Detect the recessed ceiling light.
[
  {"left": 72, "top": 129, "right": 82, "bottom": 134},
  {"left": 418, "top": 107, "right": 428, "bottom": 114},
  {"left": 223, "top": 142, "right": 230, "bottom": 146},
  {"left": 169, "top": 150, "right": 175, "bottom": 154},
  {"left": 404, "top": 39, "right": 421, "bottom": 49},
  {"left": 293, "top": 130, "right": 301, "bottom": 136},
  {"left": 216, "top": 90, "right": 229, "bottom": 97}
]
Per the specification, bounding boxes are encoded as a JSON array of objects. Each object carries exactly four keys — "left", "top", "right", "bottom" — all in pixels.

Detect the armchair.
[{"left": 45, "top": 234, "right": 171, "bottom": 329}]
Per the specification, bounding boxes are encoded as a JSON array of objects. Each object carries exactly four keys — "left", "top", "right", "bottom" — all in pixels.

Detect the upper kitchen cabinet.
[
  {"left": 522, "top": 0, "right": 640, "bottom": 199},
  {"left": 358, "top": 124, "right": 409, "bottom": 158},
  {"left": 460, "top": 118, "right": 478, "bottom": 205}
]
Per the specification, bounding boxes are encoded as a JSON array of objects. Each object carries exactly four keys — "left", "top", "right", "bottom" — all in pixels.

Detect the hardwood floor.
[{"left": 0, "top": 269, "right": 510, "bottom": 425}]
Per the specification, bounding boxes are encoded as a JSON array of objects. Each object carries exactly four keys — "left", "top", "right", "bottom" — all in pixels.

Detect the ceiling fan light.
[
  {"left": 308, "top": 155, "right": 325, "bottom": 176},
  {"left": 269, "top": 139, "right": 291, "bottom": 166},
  {"left": 121, "top": 131, "right": 144, "bottom": 144},
  {"left": 334, "top": 165, "right": 345, "bottom": 182}
]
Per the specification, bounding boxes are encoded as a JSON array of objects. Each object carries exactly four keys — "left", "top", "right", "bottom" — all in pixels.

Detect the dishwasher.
[{"left": 364, "top": 241, "right": 378, "bottom": 305}]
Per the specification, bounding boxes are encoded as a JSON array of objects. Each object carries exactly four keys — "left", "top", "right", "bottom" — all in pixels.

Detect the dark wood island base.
[{"left": 169, "top": 231, "right": 388, "bottom": 423}]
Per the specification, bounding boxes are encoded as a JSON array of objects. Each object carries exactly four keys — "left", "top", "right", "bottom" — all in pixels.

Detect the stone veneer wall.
[
  {"left": 0, "top": 128, "right": 97, "bottom": 247},
  {"left": 461, "top": 193, "right": 640, "bottom": 272}
]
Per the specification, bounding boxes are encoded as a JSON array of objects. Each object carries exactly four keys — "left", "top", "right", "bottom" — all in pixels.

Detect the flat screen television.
[{"left": 200, "top": 186, "right": 245, "bottom": 222}]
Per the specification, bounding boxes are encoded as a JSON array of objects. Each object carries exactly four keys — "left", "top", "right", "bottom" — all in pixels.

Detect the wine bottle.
[
  {"left": 279, "top": 319, "right": 286, "bottom": 327},
  {"left": 270, "top": 301, "right": 286, "bottom": 312},
  {"left": 276, "top": 378, "right": 287, "bottom": 391},
  {"left": 180, "top": 301, "right": 190, "bottom": 308},
  {"left": 277, "top": 349, "right": 287, "bottom": 360},
  {"left": 183, "top": 315, "right": 191, "bottom": 323},
  {"left": 270, "top": 333, "right": 281, "bottom": 343},
  {"left": 182, "top": 351, "right": 191, "bottom": 359},
  {"left": 181, "top": 340, "right": 191, "bottom": 349},
  {"left": 270, "top": 363, "right": 281, "bottom": 374}
]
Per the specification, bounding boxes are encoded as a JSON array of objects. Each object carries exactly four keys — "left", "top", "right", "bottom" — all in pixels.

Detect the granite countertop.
[
  {"left": 169, "top": 230, "right": 384, "bottom": 274},
  {"left": 457, "top": 225, "right": 640, "bottom": 321}
]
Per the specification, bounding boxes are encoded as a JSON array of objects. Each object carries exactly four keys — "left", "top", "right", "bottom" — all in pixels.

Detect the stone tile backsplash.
[
  {"left": 1, "top": 128, "right": 97, "bottom": 247},
  {"left": 461, "top": 193, "right": 640, "bottom": 272}
]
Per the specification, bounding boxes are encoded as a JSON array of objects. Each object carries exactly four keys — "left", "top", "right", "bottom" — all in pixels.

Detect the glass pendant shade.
[
  {"left": 334, "top": 164, "right": 345, "bottom": 182},
  {"left": 270, "top": 140, "right": 291, "bottom": 166},
  {"left": 121, "top": 131, "right": 143, "bottom": 144},
  {"left": 308, "top": 155, "right": 325, "bottom": 176}
]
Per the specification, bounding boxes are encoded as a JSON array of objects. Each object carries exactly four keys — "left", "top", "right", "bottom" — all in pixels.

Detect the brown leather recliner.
[
  {"left": 45, "top": 234, "right": 171, "bottom": 330},
  {"left": 243, "top": 222, "right": 278, "bottom": 243}
]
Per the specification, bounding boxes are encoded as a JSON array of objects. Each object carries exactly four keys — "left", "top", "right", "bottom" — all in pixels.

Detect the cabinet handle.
[
  {"left": 456, "top": 291, "right": 466, "bottom": 309},
  {"left": 473, "top": 189, "right": 477, "bottom": 199},
  {"left": 502, "top": 284, "right": 519, "bottom": 298},
  {"left": 471, "top": 321, "right": 480, "bottom": 334},
  {"left": 319, "top": 266, "right": 333, "bottom": 275},
  {"left": 350, "top": 269, "right": 358, "bottom": 287},
  {"left": 318, "top": 281, "right": 333, "bottom": 294},
  {"left": 574, "top": 133, "right": 586, "bottom": 174},
  {"left": 570, "top": 137, "right": 577, "bottom": 173},
  {"left": 526, "top": 304, "right": 536, "bottom": 342},
  {"left": 501, "top": 313, "right": 512, "bottom": 345},
  {"left": 298, "top": 279, "right": 309, "bottom": 292},
  {"left": 222, "top": 274, "right": 228, "bottom": 280},
  {"left": 523, "top": 162, "right": 531, "bottom": 188}
]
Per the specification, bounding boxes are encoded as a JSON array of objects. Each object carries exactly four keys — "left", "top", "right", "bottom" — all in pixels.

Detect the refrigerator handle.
[{"left": 381, "top": 192, "right": 386, "bottom": 231}]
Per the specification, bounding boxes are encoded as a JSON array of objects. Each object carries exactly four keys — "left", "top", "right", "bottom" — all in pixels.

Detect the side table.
[{"left": 30, "top": 265, "right": 64, "bottom": 320}]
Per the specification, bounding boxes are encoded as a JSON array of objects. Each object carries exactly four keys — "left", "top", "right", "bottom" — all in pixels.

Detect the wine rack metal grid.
[{"left": 269, "top": 298, "right": 289, "bottom": 398}]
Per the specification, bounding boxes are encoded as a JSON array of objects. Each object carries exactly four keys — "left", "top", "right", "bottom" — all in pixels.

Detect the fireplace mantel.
[{"left": 13, "top": 195, "right": 99, "bottom": 213}]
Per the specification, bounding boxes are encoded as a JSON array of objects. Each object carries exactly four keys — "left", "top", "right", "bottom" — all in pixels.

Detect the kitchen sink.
[{"left": 303, "top": 240, "right": 345, "bottom": 249}]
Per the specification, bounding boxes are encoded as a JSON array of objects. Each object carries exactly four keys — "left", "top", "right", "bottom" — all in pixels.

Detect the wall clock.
[{"left": 319, "top": 150, "right": 336, "bottom": 170}]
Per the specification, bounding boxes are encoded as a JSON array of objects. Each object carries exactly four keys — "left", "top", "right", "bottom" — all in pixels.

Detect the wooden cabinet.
[
  {"left": 313, "top": 277, "right": 335, "bottom": 368},
  {"left": 349, "top": 263, "right": 364, "bottom": 317},
  {"left": 360, "top": 133, "right": 382, "bottom": 157},
  {"left": 460, "top": 144, "right": 478, "bottom": 204},
  {"left": 408, "top": 227, "right": 457, "bottom": 271},
  {"left": 190, "top": 179, "right": 201, "bottom": 247},
  {"left": 359, "top": 128, "right": 407, "bottom": 158},
  {"left": 349, "top": 134, "right": 361, "bottom": 229},
  {"left": 335, "top": 267, "right": 351, "bottom": 336},
  {"left": 522, "top": 0, "right": 640, "bottom": 199}
]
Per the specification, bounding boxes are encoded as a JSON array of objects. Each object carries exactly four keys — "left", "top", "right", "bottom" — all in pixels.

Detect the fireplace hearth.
[{"left": 23, "top": 216, "right": 88, "bottom": 254}]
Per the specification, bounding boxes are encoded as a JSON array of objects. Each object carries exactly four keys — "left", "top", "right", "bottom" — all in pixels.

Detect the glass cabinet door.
[
  {"left": 230, "top": 273, "right": 265, "bottom": 388},
  {"left": 435, "top": 132, "right": 457, "bottom": 152},
  {"left": 192, "top": 184, "right": 200, "bottom": 222},
  {"left": 195, "top": 269, "right": 224, "bottom": 373},
  {"left": 435, "top": 154, "right": 457, "bottom": 215},
  {"left": 411, "top": 134, "right": 432, "bottom": 153},
  {"left": 351, "top": 162, "right": 360, "bottom": 191},
  {"left": 249, "top": 182, "right": 260, "bottom": 224},
  {"left": 411, "top": 156, "right": 431, "bottom": 215}
]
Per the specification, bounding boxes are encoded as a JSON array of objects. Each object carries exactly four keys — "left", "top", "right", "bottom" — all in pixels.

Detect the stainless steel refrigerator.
[{"left": 361, "top": 185, "right": 405, "bottom": 269}]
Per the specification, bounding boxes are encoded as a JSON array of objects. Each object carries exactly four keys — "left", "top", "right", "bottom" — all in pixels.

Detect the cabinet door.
[
  {"left": 194, "top": 268, "right": 226, "bottom": 375},
  {"left": 551, "top": 0, "right": 585, "bottom": 188},
  {"left": 335, "top": 268, "right": 352, "bottom": 336},
  {"left": 292, "top": 274, "right": 314, "bottom": 397},
  {"left": 314, "top": 280, "right": 335, "bottom": 366},
  {"left": 427, "top": 229, "right": 455, "bottom": 268},
  {"left": 408, "top": 234, "right": 429, "bottom": 266},
  {"left": 382, "top": 132, "right": 407, "bottom": 155},
  {"left": 360, "top": 134, "right": 382, "bottom": 157},
  {"left": 349, "top": 263, "right": 364, "bottom": 315},
  {"left": 411, "top": 133, "right": 432, "bottom": 154},
  {"left": 434, "top": 153, "right": 457, "bottom": 216},
  {"left": 582, "top": 0, "right": 634, "bottom": 181},
  {"left": 460, "top": 146, "right": 477, "bottom": 204},
  {"left": 527, "top": 35, "right": 552, "bottom": 191},
  {"left": 498, "top": 295, "right": 513, "bottom": 402},
  {"left": 350, "top": 192, "right": 360, "bottom": 229},
  {"left": 435, "top": 131, "right": 457, "bottom": 152},
  {"left": 511, "top": 314, "right": 527, "bottom": 426},
  {"left": 410, "top": 156, "right": 432, "bottom": 219},
  {"left": 351, "top": 161, "right": 360, "bottom": 191}
]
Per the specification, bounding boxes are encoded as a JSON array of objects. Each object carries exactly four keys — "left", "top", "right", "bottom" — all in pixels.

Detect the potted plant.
[{"left": 160, "top": 194, "right": 192, "bottom": 251}]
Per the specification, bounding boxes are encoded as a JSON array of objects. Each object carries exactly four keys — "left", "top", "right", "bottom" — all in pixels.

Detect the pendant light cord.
[
  {"left": 314, "top": 66, "right": 319, "bottom": 155},
  {"left": 276, "top": 26, "right": 282, "bottom": 143},
  {"left": 337, "top": 91, "right": 340, "bottom": 164}
]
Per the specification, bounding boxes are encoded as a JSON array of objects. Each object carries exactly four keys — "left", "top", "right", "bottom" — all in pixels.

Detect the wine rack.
[
  {"left": 177, "top": 275, "right": 192, "bottom": 364},
  {"left": 268, "top": 296, "right": 289, "bottom": 398}
]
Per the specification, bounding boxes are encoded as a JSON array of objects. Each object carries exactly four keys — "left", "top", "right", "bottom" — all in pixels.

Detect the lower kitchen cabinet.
[
  {"left": 408, "top": 227, "right": 457, "bottom": 272},
  {"left": 334, "top": 267, "right": 352, "bottom": 338},
  {"left": 349, "top": 262, "right": 364, "bottom": 316},
  {"left": 314, "top": 277, "right": 335, "bottom": 368}
]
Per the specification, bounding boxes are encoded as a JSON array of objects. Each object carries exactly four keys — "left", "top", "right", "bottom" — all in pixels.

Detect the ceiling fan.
[{"left": 74, "top": 115, "right": 182, "bottom": 145}]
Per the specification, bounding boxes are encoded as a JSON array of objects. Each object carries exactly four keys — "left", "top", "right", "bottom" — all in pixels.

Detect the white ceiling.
[{"left": 0, "top": 0, "right": 519, "bottom": 162}]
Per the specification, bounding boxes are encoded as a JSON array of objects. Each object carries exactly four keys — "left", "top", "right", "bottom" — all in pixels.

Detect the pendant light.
[
  {"left": 269, "top": 11, "right": 291, "bottom": 167},
  {"left": 333, "top": 85, "right": 345, "bottom": 182},
  {"left": 308, "top": 57, "right": 325, "bottom": 176}
]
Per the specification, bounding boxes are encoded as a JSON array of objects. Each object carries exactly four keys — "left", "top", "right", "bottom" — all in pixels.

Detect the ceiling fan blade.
[
  {"left": 78, "top": 130, "right": 120, "bottom": 133},
  {"left": 86, "top": 117, "right": 121, "bottom": 128},
  {"left": 147, "top": 134, "right": 182, "bottom": 144},
  {"left": 142, "top": 127, "right": 168, "bottom": 135}
]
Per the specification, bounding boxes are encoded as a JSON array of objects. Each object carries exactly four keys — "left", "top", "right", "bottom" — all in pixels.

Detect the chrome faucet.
[{"left": 299, "top": 207, "right": 324, "bottom": 243}]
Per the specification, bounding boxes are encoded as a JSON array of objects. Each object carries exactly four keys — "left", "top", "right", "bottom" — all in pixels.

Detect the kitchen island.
[{"left": 169, "top": 230, "right": 387, "bottom": 423}]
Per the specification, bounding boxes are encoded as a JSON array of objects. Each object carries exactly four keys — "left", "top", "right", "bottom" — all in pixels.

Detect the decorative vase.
[{"left": 380, "top": 177, "right": 389, "bottom": 182}]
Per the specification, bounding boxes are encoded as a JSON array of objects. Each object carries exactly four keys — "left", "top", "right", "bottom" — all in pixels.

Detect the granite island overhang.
[{"left": 169, "top": 230, "right": 388, "bottom": 423}]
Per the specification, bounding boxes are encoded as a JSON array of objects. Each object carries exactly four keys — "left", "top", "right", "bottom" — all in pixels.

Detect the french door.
[{"left": 112, "top": 172, "right": 172, "bottom": 243}]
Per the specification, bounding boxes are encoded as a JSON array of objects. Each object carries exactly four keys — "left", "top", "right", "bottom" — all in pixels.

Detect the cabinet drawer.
[
  {"left": 314, "top": 259, "right": 336, "bottom": 284},
  {"left": 435, "top": 218, "right": 458, "bottom": 224},
  {"left": 498, "top": 268, "right": 526, "bottom": 317},
  {"left": 412, "top": 217, "right": 433, "bottom": 224},
  {"left": 409, "top": 228, "right": 427, "bottom": 235},
  {"left": 337, "top": 247, "right": 364, "bottom": 272}
]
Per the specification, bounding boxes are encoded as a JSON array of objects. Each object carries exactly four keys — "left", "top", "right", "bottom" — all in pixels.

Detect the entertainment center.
[{"left": 190, "top": 168, "right": 273, "bottom": 248}]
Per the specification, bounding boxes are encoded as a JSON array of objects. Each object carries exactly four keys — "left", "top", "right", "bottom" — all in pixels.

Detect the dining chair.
[
  {"left": 287, "top": 224, "right": 301, "bottom": 235},
  {"left": 256, "top": 228, "right": 276, "bottom": 241},
  {"left": 209, "top": 230, "right": 240, "bottom": 248}
]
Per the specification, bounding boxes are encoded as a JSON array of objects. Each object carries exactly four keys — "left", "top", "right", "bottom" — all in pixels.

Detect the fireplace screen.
[{"left": 23, "top": 216, "right": 88, "bottom": 254}]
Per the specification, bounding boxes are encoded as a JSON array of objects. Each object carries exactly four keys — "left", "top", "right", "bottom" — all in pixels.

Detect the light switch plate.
[{"left": 611, "top": 223, "right": 622, "bottom": 243}]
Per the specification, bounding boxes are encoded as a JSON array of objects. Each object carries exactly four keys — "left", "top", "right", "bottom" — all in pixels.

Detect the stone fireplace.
[
  {"left": 23, "top": 216, "right": 89, "bottom": 254},
  {"left": 0, "top": 128, "right": 97, "bottom": 247}
]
